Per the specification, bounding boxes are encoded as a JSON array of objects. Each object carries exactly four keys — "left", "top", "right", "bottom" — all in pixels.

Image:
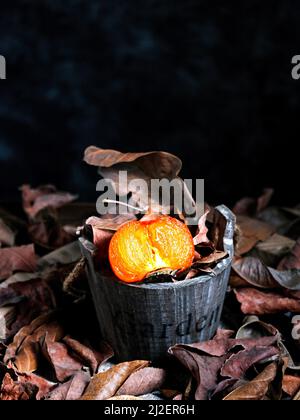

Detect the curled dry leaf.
[
  {"left": 235, "top": 316, "right": 278, "bottom": 340},
  {"left": 234, "top": 288, "right": 300, "bottom": 315},
  {"left": 28, "top": 210, "right": 75, "bottom": 250},
  {"left": 41, "top": 335, "right": 83, "bottom": 382},
  {"left": 220, "top": 346, "right": 279, "bottom": 379},
  {"left": 233, "top": 189, "right": 274, "bottom": 217},
  {"left": 169, "top": 329, "right": 281, "bottom": 400},
  {"left": 0, "top": 276, "right": 61, "bottom": 341},
  {"left": 169, "top": 345, "right": 228, "bottom": 400},
  {"left": 116, "top": 367, "right": 166, "bottom": 396},
  {"left": 17, "top": 372, "right": 55, "bottom": 400},
  {"left": 0, "top": 372, "right": 38, "bottom": 400},
  {"left": 193, "top": 210, "right": 209, "bottom": 246},
  {"left": 81, "top": 360, "right": 149, "bottom": 400},
  {"left": 282, "top": 375, "right": 300, "bottom": 397},
  {"left": 84, "top": 216, "right": 136, "bottom": 262},
  {"left": 108, "top": 395, "right": 143, "bottom": 400},
  {"left": 44, "top": 371, "right": 90, "bottom": 400},
  {"left": 84, "top": 147, "right": 187, "bottom": 214},
  {"left": 62, "top": 336, "right": 113, "bottom": 374},
  {"left": 232, "top": 256, "right": 300, "bottom": 291},
  {"left": 223, "top": 362, "right": 278, "bottom": 400},
  {"left": 0, "top": 219, "right": 16, "bottom": 247},
  {"left": 84, "top": 147, "right": 182, "bottom": 179},
  {"left": 0, "top": 245, "right": 37, "bottom": 281},
  {"left": 235, "top": 215, "right": 276, "bottom": 256},
  {"left": 278, "top": 239, "right": 300, "bottom": 270},
  {"left": 86, "top": 215, "right": 137, "bottom": 233},
  {"left": 4, "top": 313, "right": 55, "bottom": 363},
  {"left": 4, "top": 312, "right": 64, "bottom": 374},
  {"left": 21, "top": 185, "right": 77, "bottom": 219}
]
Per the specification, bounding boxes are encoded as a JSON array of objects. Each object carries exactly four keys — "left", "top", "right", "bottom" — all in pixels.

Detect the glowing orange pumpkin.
[{"left": 108, "top": 215, "right": 195, "bottom": 283}]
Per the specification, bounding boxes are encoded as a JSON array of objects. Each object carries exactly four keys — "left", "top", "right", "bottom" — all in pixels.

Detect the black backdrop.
[{"left": 0, "top": 1, "right": 299, "bottom": 206}]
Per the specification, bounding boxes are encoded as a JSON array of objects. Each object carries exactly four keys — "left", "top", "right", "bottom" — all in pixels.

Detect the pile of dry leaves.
[{"left": 0, "top": 161, "right": 300, "bottom": 400}]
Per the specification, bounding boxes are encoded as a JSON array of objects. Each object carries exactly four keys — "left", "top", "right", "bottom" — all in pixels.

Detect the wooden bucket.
[{"left": 80, "top": 205, "right": 235, "bottom": 362}]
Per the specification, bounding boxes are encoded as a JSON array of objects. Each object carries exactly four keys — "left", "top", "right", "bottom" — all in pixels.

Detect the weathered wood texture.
[{"left": 80, "top": 205, "right": 235, "bottom": 362}]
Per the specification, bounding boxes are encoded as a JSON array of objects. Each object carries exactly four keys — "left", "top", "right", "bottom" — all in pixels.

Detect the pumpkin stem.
[{"left": 102, "top": 199, "right": 148, "bottom": 213}]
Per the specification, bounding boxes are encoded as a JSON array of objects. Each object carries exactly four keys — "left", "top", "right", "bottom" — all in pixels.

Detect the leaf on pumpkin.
[
  {"left": 84, "top": 147, "right": 182, "bottom": 179},
  {"left": 84, "top": 147, "right": 185, "bottom": 214},
  {"left": 0, "top": 245, "right": 37, "bottom": 281},
  {"left": 86, "top": 215, "right": 137, "bottom": 233},
  {"left": 116, "top": 367, "right": 166, "bottom": 396},
  {"left": 81, "top": 360, "right": 149, "bottom": 400},
  {"left": 234, "top": 288, "right": 300, "bottom": 315}
]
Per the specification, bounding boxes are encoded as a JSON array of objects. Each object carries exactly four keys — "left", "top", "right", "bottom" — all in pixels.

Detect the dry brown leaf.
[
  {"left": 0, "top": 245, "right": 37, "bottom": 281},
  {"left": 278, "top": 239, "right": 300, "bottom": 270},
  {"left": 0, "top": 372, "right": 38, "bottom": 400},
  {"left": 4, "top": 312, "right": 57, "bottom": 364},
  {"left": 108, "top": 395, "right": 143, "bottom": 400},
  {"left": 12, "top": 321, "right": 64, "bottom": 373},
  {"left": 234, "top": 288, "right": 300, "bottom": 315},
  {"left": 21, "top": 185, "right": 77, "bottom": 219},
  {"left": 220, "top": 346, "right": 279, "bottom": 379},
  {"left": 84, "top": 147, "right": 185, "bottom": 213},
  {"left": 232, "top": 257, "right": 278, "bottom": 289},
  {"left": 193, "top": 210, "right": 209, "bottom": 246},
  {"left": 81, "top": 360, "right": 149, "bottom": 400},
  {"left": 233, "top": 189, "right": 274, "bottom": 217},
  {"left": 232, "top": 256, "right": 300, "bottom": 290},
  {"left": 282, "top": 375, "right": 300, "bottom": 397},
  {"left": 17, "top": 372, "right": 55, "bottom": 400},
  {"left": 235, "top": 215, "right": 276, "bottom": 256},
  {"left": 44, "top": 371, "right": 90, "bottom": 400},
  {"left": 62, "top": 336, "right": 113, "bottom": 374},
  {"left": 86, "top": 215, "right": 137, "bottom": 233},
  {"left": 84, "top": 147, "right": 182, "bottom": 179},
  {"left": 0, "top": 219, "right": 16, "bottom": 247},
  {"left": 116, "top": 367, "right": 166, "bottom": 396},
  {"left": 41, "top": 334, "right": 83, "bottom": 382},
  {"left": 223, "top": 363, "right": 278, "bottom": 400}
]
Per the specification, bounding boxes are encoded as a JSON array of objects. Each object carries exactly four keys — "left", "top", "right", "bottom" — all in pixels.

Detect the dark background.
[{"left": 0, "top": 1, "right": 299, "bottom": 207}]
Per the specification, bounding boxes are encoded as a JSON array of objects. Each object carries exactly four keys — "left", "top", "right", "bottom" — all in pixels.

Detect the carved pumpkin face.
[{"left": 108, "top": 215, "right": 195, "bottom": 283}]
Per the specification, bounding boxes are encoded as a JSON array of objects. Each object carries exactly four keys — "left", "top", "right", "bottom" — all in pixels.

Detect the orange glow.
[{"left": 108, "top": 215, "right": 195, "bottom": 283}]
